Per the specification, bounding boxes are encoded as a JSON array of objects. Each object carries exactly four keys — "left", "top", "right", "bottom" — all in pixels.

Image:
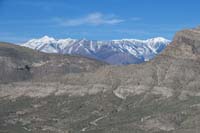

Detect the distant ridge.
[{"left": 22, "top": 37, "right": 170, "bottom": 65}]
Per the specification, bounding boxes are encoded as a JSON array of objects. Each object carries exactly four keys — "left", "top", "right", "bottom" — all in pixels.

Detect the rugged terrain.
[
  {"left": 22, "top": 37, "right": 170, "bottom": 65},
  {"left": 1, "top": 27, "right": 200, "bottom": 133}
]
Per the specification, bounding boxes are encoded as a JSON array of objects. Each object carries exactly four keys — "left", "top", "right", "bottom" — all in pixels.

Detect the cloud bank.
[{"left": 57, "top": 12, "right": 125, "bottom": 26}]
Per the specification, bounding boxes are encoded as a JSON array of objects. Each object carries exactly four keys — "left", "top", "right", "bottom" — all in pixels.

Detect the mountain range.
[
  {"left": 1, "top": 26, "right": 200, "bottom": 133},
  {"left": 22, "top": 36, "right": 170, "bottom": 65}
]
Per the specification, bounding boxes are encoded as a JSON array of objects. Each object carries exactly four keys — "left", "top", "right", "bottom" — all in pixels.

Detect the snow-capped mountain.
[{"left": 21, "top": 36, "right": 170, "bottom": 65}]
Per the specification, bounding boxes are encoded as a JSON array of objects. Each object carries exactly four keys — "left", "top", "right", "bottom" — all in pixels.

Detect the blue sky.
[{"left": 0, "top": 0, "right": 200, "bottom": 43}]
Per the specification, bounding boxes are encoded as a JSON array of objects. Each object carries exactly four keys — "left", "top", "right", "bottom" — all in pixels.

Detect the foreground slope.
[{"left": 1, "top": 27, "right": 200, "bottom": 133}]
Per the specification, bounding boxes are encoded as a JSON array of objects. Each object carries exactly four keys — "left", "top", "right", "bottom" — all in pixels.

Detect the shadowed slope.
[{"left": 0, "top": 42, "right": 106, "bottom": 83}]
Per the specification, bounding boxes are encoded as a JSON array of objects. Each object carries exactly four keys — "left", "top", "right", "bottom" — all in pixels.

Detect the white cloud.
[{"left": 57, "top": 12, "right": 124, "bottom": 26}]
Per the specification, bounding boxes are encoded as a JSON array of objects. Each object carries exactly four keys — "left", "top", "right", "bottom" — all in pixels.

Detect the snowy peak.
[
  {"left": 146, "top": 37, "right": 170, "bottom": 44},
  {"left": 22, "top": 36, "right": 170, "bottom": 65},
  {"left": 146, "top": 37, "right": 170, "bottom": 42},
  {"left": 112, "top": 37, "right": 170, "bottom": 43},
  {"left": 40, "top": 35, "right": 55, "bottom": 41},
  {"left": 30, "top": 36, "right": 56, "bottom": 43}
]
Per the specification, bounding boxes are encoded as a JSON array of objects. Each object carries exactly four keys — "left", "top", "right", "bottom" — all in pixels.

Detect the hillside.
[
  {"left": 0, "top": 27, "right": 200, "bottom": 133},
  {"left": 0, "top": 42, "right": 106, "bottom": 83}
]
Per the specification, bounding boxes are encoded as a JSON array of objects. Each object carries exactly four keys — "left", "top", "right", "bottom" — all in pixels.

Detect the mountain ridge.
[{"left": 22, "top": 36, "right": 170, "bottom": 65}]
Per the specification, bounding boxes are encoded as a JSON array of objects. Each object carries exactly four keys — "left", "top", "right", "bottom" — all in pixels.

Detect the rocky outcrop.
[{"left": 159, "top": 27, "right": 200, "bottom": 60}]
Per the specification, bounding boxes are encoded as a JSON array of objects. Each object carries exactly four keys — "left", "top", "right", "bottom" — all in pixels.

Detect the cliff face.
[
  {"left": 1, "top": 27, "right": 200, "bottom": 133},
  {"left": 160, "top": 27, "right": 200, "bottom": 60}
]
